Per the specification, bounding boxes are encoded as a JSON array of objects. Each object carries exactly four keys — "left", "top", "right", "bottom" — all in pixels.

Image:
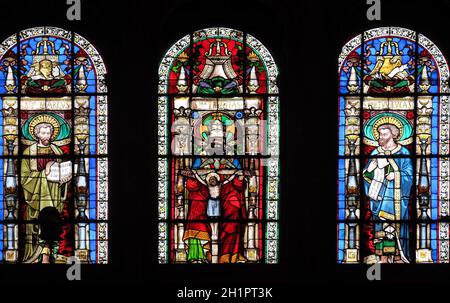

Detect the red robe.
[
  {"left": 218, "top": 177, "right": 247, "bottom": 263},
  {"left": 183, "top": 178, "right": 212, "bottom": 252},
  {"left": 183, "top": 176, "right": 247, "bottom": 263},
  {"left": 23, "top": 77, "right": 69, "bottom": 94}
]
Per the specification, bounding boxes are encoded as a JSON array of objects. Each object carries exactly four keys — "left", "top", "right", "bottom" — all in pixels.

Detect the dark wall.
[{"left": 0, "top": 0, "right": 450, "bottom": 290}]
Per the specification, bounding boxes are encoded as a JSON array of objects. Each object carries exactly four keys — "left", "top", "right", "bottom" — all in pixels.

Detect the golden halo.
[
  {"left": 205, "top": 172, "right": 220, "bottom": 184},
  {"left": 372, "top": 116, "right": 404, "bottom": 140},
  {"left": 28, "top": 114, "right": 61, "bottom": 141}
]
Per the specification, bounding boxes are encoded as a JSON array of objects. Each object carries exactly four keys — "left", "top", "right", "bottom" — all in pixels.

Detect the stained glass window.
[
  {"left": 0, "top": 26, "right": 108, "bottom": 264},
  {"left": 338, "top": 27, "right": 449, "bottom": 263},
  {"left": 158, "top": 27, "right": 279, "bottom": 263}
]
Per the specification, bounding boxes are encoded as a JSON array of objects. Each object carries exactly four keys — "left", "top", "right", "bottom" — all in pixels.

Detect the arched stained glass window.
[
  {"left": 0, "top": 26, "right": 108, "bottom": 264},
  {"left": 158, "top": 27, "right": 279, "bottom": 264},
  {"left": 338, "top": 27, "right": 450, "bottom": 264}
]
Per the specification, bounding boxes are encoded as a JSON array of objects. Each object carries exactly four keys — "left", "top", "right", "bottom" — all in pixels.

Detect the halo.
[
  {"left": 364, "top": 113, "right": 413, "bottom": 146},
  {"left": 29, "top": 115, "right": 60, "bottom": 139},
  {"left": 22, "top": 113, "right": 71, "bottom": 143},
  {"left": 205, "top": 172, "right": 220, "bottom": 184},
  {"left": 373, "top": 116, "right": 403, "bottom": 140}
]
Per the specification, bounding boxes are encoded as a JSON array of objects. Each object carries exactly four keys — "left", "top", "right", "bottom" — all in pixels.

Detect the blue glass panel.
[
  {"left": 0, "top": 47, "right": 19, "bottom": 94},
  {"left": 89, "top": 96, "right": 97, "bottom": 155},
  {"left": 339, "top": 44, "right": 362, "bottom": 94},
  {"left": 338, "top": 158, "right": 346, "bottom": 220},
  {"left": 337, "top": 223, "right": 346, "bottom": 263},
  {"left": 338, "top": 97, "right": 346, "bottom": 156},
  {"left": 431, "top": 223, "right": 437, "bottom": 262},
  {"left": 431, "top": 96, "right": 439, "bottom": 155},
  {"left": 89, "top": 157, "right": 97, "bottom": 220},
  {"left": 0, "top": 159, "right": 3, "bottom": 221},
  {"left": 0, "top": 224, "right": 3, "bottom": 262},
  {"left": 0, "top": 97, "right": 3, "bottom": 153},
  {"left": 0, "top": 96, "right": 3, "bottom": 221},
  {"left": 73, "top": 44, "right": 97, "bottom": 93},
  {"left": 20, "top": 36, "right": 72, "bottom": 95},
  {"left": 21, "top": 37, "right": 71, "bottom": 75},
  {"left": 89, "top": 223, "right": 97, "bottom": 263},
  {"left": 417, "top": 45, "right": 439, "bottom": 94}
]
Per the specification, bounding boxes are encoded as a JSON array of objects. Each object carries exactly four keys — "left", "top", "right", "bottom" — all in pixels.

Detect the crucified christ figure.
[{"left": 179, "top": 169, "right": 250, "bottom": 263}]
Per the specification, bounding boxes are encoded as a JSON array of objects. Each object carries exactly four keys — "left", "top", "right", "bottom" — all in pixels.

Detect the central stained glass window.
[{"left": 158, "top": 27, "right": 280, "bottom": 264}]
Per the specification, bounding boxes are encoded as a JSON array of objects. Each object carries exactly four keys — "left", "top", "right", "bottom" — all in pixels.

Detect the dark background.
[{"left": 0, "top": 0, "right": 449, "bottom": 292}]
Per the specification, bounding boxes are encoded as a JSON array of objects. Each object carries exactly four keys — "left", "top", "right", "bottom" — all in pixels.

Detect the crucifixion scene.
[
  {"left": 178, "top": 164, "right": 251, "bottom": 263},
  {"left": 158, "top": 27, "right": 280, "bottom": 264}
]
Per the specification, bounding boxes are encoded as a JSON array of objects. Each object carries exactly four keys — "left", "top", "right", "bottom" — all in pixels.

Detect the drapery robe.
[
  {"left": 21, "top": 143, "right": 67, "bottom": 262},
  {"left": 183, "top": 175, "right": 247, "bottom": 263},
  {"left": 363, "top": 145, "right": 413, "bottom": 261},
  {"left": 183, "top": 177, "right": 211, "bottom": 262},
  {"left": 22, "top": 73, "right": 70, "bottom": 94},
  {"left": 363, "top": 74, "right": 414, "bottom": 94},
  {"left": 24, "top": 78, "right": 68, "bottom": 94}
]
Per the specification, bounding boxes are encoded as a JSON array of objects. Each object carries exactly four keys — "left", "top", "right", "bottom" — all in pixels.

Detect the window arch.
[
  {"left": 158, "top": 27, "right": 279, "bottom": 264},
  {"left": 338, "top": 27, "right": 449, "bottom": 264},
  {"left": 0, "top": 26, "right": 108, "bottom": 263}
]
